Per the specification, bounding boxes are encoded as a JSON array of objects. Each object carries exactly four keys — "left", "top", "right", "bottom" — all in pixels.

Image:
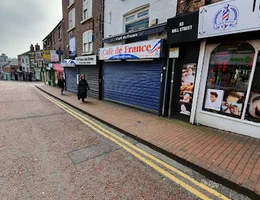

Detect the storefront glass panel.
[
  {"left": 245, "top": 52, "right": 260, "bottom": 123},
  {"left": 203, "top": 42, "right": 255, "bottom": 119}
]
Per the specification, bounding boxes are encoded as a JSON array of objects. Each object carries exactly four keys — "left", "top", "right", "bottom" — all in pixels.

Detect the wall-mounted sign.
[
  {"left": 61, "top": 59, "right": 76, "bottom": 67},
  {"left": 99, "top": 39, "right": 161, "bottom": 60},
  {"left": 169, "top": 47, "right": 179, "bottom": 58},
  {"left": 76, "top": 55, "right": 97, "bottom": 65},
  {"left": 167, "top": 11, "right": 199, "bottom": 44},
  {"left": 198, "top": 0, "right": 260, "bottom": 38},
  {"left": 103, "top": 25, "right": 166, "bottom": 43},
  {"left": 69, "top": 37, "right": 76, "bottom": 57},
  {"left": 43, "top": 50, "right": 50, "bottom": 61},
  {"left": 50, "top": 50, "right": 59, "bottom": 62}
]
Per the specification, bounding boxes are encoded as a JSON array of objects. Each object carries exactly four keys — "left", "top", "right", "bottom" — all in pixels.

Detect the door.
[
  {"left": 168, "top": 42, "right": 200, "bottom": 121},
  {"left": 104, "top": 61, "right": 162, "bottom": 113}
]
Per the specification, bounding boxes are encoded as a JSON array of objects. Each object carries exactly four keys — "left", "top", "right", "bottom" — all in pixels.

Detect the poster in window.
[
  {"left": 205, "top": 89, "right": 224, "bottom": 111},
  {"left": 179, "top": 63, "right": 196, "bottom": 116},
  {"left": 221, "top": 91, "right": 244, "bottom": 117},
  {"left": 248, "top": 93, "right": 260, "bottom": 119},
  {"left": 180, "top": 103, "right": 191, "bottom": 116},
  {"left": 181, "top": 63, "right": 196, "bottom": 83}
]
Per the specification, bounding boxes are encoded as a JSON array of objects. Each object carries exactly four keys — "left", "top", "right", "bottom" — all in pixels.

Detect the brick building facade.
[
  {"left": 43, "top": 20, "right": 65, "bottom": 54},
  {"left": 62, "top": 0, "right": 103, "bottom": 58},
  {"left": 177, "top": 0, "right": 223, "bottom": 14}
]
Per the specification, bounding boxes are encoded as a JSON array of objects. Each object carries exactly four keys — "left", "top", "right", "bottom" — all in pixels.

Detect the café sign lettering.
[
  {"left": 75, "top": 55, "right": 97, "bottom": 65},
  {"left": 99, "top": 39, "right": 161, "bottom": 60}
]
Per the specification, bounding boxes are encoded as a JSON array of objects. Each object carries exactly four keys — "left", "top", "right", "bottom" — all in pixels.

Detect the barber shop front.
[{"left": 194, "top": 0, "right": 260, "bottom": 138}]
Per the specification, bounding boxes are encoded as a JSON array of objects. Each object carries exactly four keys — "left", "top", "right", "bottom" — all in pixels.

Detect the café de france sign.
[
  {"left": 99, "top": 39, "right": 161, "bottom": 60},
  {"left": 198, "top": 0, "right": 260, "bottom": 38}
]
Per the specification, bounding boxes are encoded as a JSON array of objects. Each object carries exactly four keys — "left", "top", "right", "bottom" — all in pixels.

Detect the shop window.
[
  {"left": 203, "top": 42, "right": 255, "bottom": 119},
  {"left": 245, "top": 52, "right": 260, "bottom": 123}
]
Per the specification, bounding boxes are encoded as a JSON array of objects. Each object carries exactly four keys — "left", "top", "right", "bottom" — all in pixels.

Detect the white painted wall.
[
  {"left": 104, "top": 0, "right": 177, "bottom": 38},
  {"left": 21, "top": 55, "right": 30, "bottom": 72}
]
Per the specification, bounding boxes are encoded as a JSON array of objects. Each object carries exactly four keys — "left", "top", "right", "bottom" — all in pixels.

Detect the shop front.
[
  {"left": 99, "top": 39, "right": 164, "bottom": 114},
  {"left": 165, "top": 11, "right": 200, "bottom": 121},
  {"left": 52, "top": 63, "right": 64, "bottom": 85},
  {"left": 61, "top": 59, "right": 78, "bottom": 93},
  {"left": 194, "top": 0, "right": 260, "bottom": 138},
  {"left": 76, "top": 55, "right": 100, "bottom": 99}
]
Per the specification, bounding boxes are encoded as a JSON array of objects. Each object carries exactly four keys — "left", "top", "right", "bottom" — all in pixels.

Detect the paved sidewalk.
[{"left": 36, "top": 84, "right": 260, "bottom": 197}]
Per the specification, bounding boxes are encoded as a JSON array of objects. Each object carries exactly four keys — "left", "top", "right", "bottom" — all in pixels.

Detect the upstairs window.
[
  {"left": 83, "top": 30, "right": 93, "bottom": 53},
  {"left": 58, "top": 27, "right": 62, "bottom": 40},
  {"left": 82, "top": 0, "right": 92, "bottom": 21},
  {"left": 124, "top": 8, "right": 149, "bottom": 33},
  {"left": 68, "top": 0, "right": 74, "bottom": 7},
  {"left": 68, "top": 8, "right": 75, "bottom": 30}
]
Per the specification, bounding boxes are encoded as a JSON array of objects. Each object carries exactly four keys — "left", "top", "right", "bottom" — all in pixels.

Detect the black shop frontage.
[{"left": 163, "top": 11, "right": 200, "bottom": 122}]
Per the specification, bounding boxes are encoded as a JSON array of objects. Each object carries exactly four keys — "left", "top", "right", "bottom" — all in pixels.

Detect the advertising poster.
[
  {"left": 248, "top": 93, "right": 260, "bottom": 119},
  {"left": 179, "top": 63, "right": 197, "bottom": 116},
  {"left": 69, "top": 37, "right": 76, "bottom": 57},
  {"left": 50, "top": 50, "right": 59, "bottom": 62},
  {"left": 221, "top": 91, "right": 244, "bottom": 116},
  {"left": 205, "top": 89, "right": 224, "bottom": 111}
]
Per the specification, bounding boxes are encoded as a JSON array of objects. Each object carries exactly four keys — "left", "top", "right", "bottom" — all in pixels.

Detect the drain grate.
[{"left": 68, "top": 140, "right": 121, "bottom": 165}]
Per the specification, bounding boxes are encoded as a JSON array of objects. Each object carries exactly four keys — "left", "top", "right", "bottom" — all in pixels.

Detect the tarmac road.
[{"left": 0, "top": 81, "right": 252, "bottom": 199}]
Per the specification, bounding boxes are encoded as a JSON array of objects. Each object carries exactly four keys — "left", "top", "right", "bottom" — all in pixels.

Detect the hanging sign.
[
  {"left": 50, "top": 50, "right": 59, "bottom": 62},
  {"left": 198, "top": 0, "right": 260, "bottom": 38},
  {"left": 99, "top": 39, "right": 161, "bottom": 60},
  {"left": 43, "top": 50, "right": 50, "bottom": 61}
]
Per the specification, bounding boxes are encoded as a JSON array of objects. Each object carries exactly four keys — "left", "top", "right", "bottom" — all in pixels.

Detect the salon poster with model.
[
  {"left": 246, "top": 93, "right": 260, "bottom": 122},
  {"left": 179, "top": 63, "right": 196, "bottom": 116}
]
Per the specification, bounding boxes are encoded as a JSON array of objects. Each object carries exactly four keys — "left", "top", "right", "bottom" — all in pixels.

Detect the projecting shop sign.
[{"left": 98, "top": 39, "right": 161, "bottom": 60}]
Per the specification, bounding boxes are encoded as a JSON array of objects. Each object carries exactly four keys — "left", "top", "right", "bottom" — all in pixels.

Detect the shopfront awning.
[{"left": 53, "top": 64, "right": 64, "bottom": 72}]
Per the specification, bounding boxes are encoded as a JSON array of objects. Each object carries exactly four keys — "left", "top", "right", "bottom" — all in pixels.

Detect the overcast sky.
[{"left": 0, "top": 0, "right": 62, "bottom": 58}]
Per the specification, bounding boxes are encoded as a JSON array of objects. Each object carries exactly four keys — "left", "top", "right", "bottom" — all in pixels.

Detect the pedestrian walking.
[
  {"left": 58, "top": 76, "right": 66, "bottom": 95},
  {"left": 77, "top": 74, "right": 90, "bottom": 103}
]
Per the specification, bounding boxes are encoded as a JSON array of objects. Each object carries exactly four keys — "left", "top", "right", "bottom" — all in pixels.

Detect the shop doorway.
[{"left": 168, "top": 42, "right": 200, "bottom": 121}]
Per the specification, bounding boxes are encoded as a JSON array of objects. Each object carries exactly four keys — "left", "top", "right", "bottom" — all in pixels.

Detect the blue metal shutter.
[
  {"left": 104, "top": 61, "right": 162, "bottom": 113},
  {"left": 65, "top": 68, "right": 78, "bottom": 93}
]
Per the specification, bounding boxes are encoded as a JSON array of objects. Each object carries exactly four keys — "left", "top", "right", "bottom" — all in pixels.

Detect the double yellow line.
[{"left": 36, "top": 88, "right": 230, "bottom": 200}]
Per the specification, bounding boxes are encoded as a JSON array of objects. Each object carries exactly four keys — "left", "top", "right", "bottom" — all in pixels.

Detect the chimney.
[
  {"left": 35, "top": 43, "right": 40, "bottom": 51},
  {"left": 30, "top": 44, "right": 34, "bottom": 52}
]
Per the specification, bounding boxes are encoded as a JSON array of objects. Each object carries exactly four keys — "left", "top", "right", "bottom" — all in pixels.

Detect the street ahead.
[{"left": 0, "top": 81, "right": 252, "bottom": 199}]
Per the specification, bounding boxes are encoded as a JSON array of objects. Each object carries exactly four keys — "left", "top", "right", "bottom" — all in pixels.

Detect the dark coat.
[
  {"left": 58, "top": 78, "right": 66, "bottom": 88},
  {"left": 77, "top": 79, "right": 90, "bottom": 99}
]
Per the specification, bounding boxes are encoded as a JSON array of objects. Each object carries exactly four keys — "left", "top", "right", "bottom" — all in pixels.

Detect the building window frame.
[
  {"left": 68, "top": 0, "right": 74, "bottom": 9},
  {"left": 81, "top": 0, "right": 93, "bottom": 23},
  {"left": 68, "top": 7, "right": 76, "bottom": 31},
  {"left": 58, "top": 27, "right": 62, "bottom": 40},
  {"left": 199, "top": 40, "right": 260, "bottom": 126},
  {"left": 82, "top": 30, "right": 93, "bottom": 54},
  {"left": 124, "top": 7, "right": 149, "bottom": 33}
]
